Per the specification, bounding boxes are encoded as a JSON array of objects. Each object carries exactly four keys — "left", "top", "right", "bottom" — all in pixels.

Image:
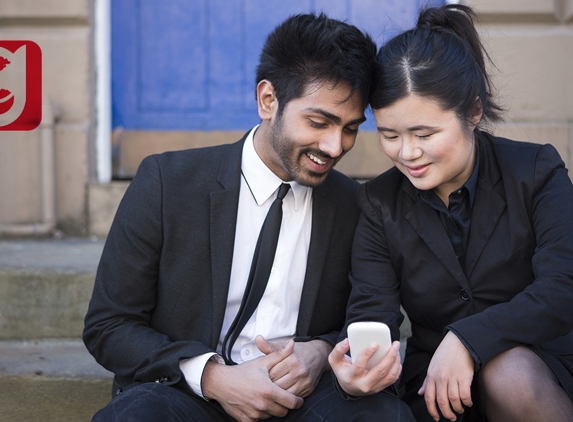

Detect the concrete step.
[
  {"left": 0, "top": 339, "right": 113, "bottom": 422},
  {"left": 0, "top": 238, "right": 105, "bottom": 339},
  {"left": 0, "top": 239, "right": 112, "bottom": 421}
]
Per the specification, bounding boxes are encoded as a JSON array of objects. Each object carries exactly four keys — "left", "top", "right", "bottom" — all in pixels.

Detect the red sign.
[{"left": 0, "top": 40, "right": 42, "bottom": 131}]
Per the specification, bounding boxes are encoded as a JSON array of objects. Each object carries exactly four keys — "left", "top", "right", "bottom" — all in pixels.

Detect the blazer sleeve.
[
  {"left": 342, "top": 182, "right": 404, "bottom": 343},
  {"left": 83, "top": 156, "right": 215, "bottom": 390},
  {"left": 449, "top": 143, "right": 573, "bottom": 367}
]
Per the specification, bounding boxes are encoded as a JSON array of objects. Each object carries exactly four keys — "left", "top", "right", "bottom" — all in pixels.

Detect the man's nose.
[{"left": 318, "top": 131, "right": 344, "bottom": 158}]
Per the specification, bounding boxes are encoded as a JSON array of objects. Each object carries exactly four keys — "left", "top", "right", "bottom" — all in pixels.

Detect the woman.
[{"left": 329, "top": 4, "right": 573, "bottom": 422}]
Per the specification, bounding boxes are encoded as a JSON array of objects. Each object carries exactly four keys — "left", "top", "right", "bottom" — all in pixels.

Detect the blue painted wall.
[{"left": 112, "top": 0, "right": 443, "bottom": 131}]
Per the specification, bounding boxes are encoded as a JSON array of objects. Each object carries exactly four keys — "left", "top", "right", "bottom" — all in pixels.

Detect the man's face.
[{"left": 258, "top": 81, "right": 365, "bottom": 187}]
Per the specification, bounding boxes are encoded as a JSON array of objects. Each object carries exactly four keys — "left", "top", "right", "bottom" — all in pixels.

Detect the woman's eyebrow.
[
  {"left": 407, "top": 125, "right": 439, "bottom": 131},
  {"left": 377, "top": 125, "right": 438, "bottom": 132}
]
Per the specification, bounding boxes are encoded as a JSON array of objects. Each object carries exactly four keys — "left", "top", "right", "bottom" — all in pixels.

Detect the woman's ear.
[
  {"left": 256, "top": 80, "right": 278, "bottom": 121},
  {"left": 470, "top": 96, "right": 483, "bottom": 128}
]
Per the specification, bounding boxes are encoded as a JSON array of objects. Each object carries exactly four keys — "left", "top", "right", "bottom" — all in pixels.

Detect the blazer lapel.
[
  {"left": 296, "top": 182, "right": 336, "bottom": 336},
  {"left": 404, "top": 191, "right": 470, "bottom": 289},
  {"left": 209, "top": 139, "right": 244, "bottom": 345},
  {"left": 465, "top": 140, "right": 506, "bottom": 278}
]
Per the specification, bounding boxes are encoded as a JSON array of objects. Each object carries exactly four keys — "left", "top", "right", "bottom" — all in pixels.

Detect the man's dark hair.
[{"left": 256, "top": 13, "right": 377, "bottom": 114}]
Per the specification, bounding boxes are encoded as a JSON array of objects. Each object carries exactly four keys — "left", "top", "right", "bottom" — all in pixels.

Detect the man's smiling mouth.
[{"left": 307, "top": 152, "right": 327, "bottom": 165}]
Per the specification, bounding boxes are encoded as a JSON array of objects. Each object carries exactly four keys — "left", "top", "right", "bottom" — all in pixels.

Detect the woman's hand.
[
  {"left": 329, "top": 338, "right": 402, "bottom": 396},
  {"left": 419, "top": 331, "right": 475, "bottom": 421}
]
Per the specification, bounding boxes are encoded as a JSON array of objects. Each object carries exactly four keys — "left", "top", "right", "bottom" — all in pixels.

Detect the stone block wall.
[
  {"left": 467, "top": 0, "right": 573, "bottom": 168},
  {"left": 1, "top": 0, "right": 572, "bottom": 237},
  {"left": 0, "top": 0, "right": 93, "bottom": 235}
]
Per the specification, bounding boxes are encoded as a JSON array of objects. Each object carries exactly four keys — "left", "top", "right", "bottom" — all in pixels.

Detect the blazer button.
[{"left": 460, "top": 289, "right": 470, "bottom": 301}]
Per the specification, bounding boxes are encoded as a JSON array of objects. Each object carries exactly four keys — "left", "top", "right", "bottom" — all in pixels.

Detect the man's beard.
[{"left": 269, "top": 116, "right": 339, "bottom": 188}]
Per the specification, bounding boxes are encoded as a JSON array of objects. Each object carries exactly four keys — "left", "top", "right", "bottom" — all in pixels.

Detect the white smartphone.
[{"left": 347, "top": 321, "right": 392, "bottom": 370}]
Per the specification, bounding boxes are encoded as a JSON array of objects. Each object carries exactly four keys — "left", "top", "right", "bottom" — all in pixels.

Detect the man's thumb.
[
  {"left": 255, "top": 335, "right": 275, "bottom": 355},
  {"left": 265, "top": 338, "right": 295, "bottom": 366}
]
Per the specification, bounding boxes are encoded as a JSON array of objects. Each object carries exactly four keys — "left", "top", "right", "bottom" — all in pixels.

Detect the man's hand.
[
  {"left": 202, "top": 340, "right": 303, "bottom": 422},
  {"left": 328, "top": 338, "right": 402, "bottom": 396},
  {"left": 418, "top": 331, "right": 474, "bottom": 421},
  {"left": 256, "top": 336, "right": 332, "bottom": 398}
]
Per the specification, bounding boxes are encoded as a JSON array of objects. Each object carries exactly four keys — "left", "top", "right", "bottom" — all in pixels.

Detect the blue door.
[{"left": 112, "top": 0, "right": 442, "bottom": 132}]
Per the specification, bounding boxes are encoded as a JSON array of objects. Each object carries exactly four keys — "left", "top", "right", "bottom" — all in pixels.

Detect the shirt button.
[{"left": 460, "top": 289, "right": 470, "bottom": 301}]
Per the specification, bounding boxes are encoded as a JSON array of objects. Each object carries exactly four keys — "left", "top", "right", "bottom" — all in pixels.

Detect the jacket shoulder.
[
  {"left": 148, "top": 141, "right": 241, "bottom": 178},
  {"left": 321, "top": 169, "right": 360, "bottom": 212},
  {"left": 362, "top": 167, "right": 406, "bottom": 205},
  {"left": 481, "top": 131, "right": 562, "bottom": 167},
  {"left": 478, "top": 131, "right": 566, "bottom": 185},
  {"left": 324, "top": 169, "right": 359, "bottom": 193},
  {"left": 320, "top": 170, "right": 360, "bottom": 198}
]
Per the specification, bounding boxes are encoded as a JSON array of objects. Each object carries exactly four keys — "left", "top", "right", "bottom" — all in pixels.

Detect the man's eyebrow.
[
  {"left": 305, "top": 108, "right": 367, "bottom": 126},
  {"left": 349, "top": 116, "right": 367, "bottom": 126},
  {"left": 305, "top": 108, "right": 342, "bottom": 124}
]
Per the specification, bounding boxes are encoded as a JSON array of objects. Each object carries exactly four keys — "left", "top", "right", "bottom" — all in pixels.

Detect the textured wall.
[
  {"left": 0, "top": 0, "right": 93, "bottom": 235},
  {"left": 466, "top": 0, "right": 573, "bottom": 168}
]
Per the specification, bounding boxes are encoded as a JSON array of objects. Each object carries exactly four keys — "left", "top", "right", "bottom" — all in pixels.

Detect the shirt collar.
[{"left": 241, "top": 126, "right": 311, "bottom": 210}]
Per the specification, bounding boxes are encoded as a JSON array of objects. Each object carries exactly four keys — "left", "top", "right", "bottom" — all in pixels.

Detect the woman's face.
[{"left": 373, "top": 94, "right": 478, "bottom": 204}]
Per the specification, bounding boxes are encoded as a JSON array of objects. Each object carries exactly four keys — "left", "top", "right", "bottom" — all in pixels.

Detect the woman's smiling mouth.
[{"left": 404, "top": 163, "right": 430, "bottom": 177}]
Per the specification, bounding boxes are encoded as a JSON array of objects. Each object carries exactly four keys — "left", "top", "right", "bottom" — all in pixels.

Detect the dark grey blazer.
[
  {"left": 83, "top": 135, "right": 360, "bottom": 392},
  {"left": 344, "top": 131, "right": 573, "bottom": 385}
]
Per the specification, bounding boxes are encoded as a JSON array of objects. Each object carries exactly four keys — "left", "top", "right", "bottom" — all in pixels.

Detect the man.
[{"left": 84, "top": 13, "right": 413, "bottom": 422}]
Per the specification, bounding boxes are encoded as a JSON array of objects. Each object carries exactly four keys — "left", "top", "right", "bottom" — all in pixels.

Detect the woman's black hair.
[{"left": 371, "top": 4, "right": 503, "bottom": 128}]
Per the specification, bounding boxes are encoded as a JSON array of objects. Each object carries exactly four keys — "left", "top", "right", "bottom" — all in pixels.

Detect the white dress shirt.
[{"left": 180, "top": 126, "right": 313, "bottom": 397}]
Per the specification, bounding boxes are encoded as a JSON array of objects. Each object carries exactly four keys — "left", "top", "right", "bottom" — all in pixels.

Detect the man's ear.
[{"left": 257, "top": 80, "right": 278, "bottom": 121}]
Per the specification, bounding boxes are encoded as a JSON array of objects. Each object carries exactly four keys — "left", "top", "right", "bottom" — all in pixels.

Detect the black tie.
[{"left": 222, "top": 183, "right": 291, "bottom": 365}]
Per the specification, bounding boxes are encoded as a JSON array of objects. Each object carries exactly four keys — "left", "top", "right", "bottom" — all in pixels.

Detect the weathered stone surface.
[
  {"left": 0, "top": 339, "right": 112, "bottom": 422},
  {"left": 0, "top": 376, "right": 111, "bottom": 422},
  {"left": 88, "top": 182, "right": 130, "bottom": 238},
  {"left": 0, "top": 239, "right": 103, "bottom": 339}
]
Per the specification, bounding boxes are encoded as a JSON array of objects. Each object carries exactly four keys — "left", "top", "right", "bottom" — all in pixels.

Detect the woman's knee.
[
  {"left": 476, "top": 347, "right": 554, "bottom": 408},
  {"left": 475, "top": 347, "right": 573, "bottom": 421}
]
